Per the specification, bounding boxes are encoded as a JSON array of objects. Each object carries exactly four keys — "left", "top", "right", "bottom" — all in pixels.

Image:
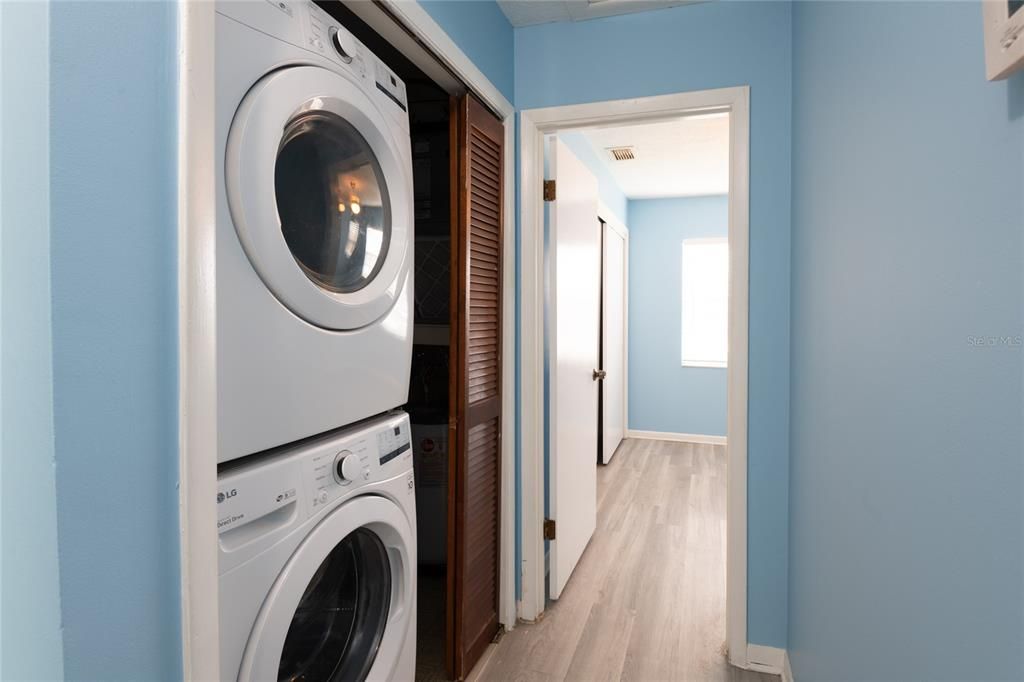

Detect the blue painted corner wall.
[
  {"left": 516, "top": 1, "right": 793, "bottom": 648},
  {"left": 788, "top": 2, "right": 1024, "bottom": 679},
  {"left": 628, "top": 196, "right": 728, "bottom": 437},
  {"left": 417, "top": 0, "right": 514, "bottom": 102},
  {"left": 0, "top": 2, "right": 64, "bottom": 678},
  {"left": 49, "top": 2, "right": 182, "bottom": 678}
]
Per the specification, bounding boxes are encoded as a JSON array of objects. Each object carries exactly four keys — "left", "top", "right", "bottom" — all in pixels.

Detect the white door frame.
[
  {"left": 177, "top": 3, "right": 219, "bottom": 678},
  {"left": 519, "top": 87, "right": 752, "bottom": 667},
  {"left": 177, "top": 3, "right": 517, "bottom": 676}
]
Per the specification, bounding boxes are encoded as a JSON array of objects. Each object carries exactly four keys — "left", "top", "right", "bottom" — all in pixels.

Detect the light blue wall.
[
  {"left": 555, "top": 132, "right": 628, "bottom": 223},
  {"left": 49, "top": 3, "right": 182, "bottom": 678},
  {"left": 788, "top": 2, "right": 1024, "bottom": 679},
  {"left": 516, "top": 1, "right": 792, "bottom": 647},
  {"left": 417, "top": 0, "right": 514, "bottom": 102},
  {"left": 0, "top": 3, "right": 64, "bottom": 679},
  {"left": 628, "top": 196, "right": 727, "bottom": 437}
]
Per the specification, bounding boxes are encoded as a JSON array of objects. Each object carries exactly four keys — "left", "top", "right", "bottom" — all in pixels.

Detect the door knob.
[{"left": 593, "top": 369, "right": 607, "bottom": 381}]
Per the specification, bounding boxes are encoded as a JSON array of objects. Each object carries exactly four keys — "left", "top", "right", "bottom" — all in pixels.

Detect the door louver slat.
[{"left": 448, "top": 94, "right": 504, "bottom": 680}]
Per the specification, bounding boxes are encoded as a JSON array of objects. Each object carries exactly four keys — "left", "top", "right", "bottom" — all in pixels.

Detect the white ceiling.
[
  {"left": 497, "top": 0, "right": 702, "bottom": 27},
  {"left": 579, "top": 114, "right": 729, "bottom": 199}
]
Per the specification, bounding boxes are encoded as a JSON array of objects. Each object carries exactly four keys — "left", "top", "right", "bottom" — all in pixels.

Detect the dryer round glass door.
[
  {"left": 276, "top": 112, "right": 391, "bottom": 295},
  {"left": 227, "top": 66, "right": 412, "bottom": 331},
  {"left": 239, "top": 496, "right": 415, "bottom": 682}
]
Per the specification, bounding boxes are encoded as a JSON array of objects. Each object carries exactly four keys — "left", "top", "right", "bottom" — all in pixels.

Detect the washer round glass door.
[
  {"left": 277, "top": 528, "right": 390, "bottom": 681},
  {"left": 227, "top": 66, "right": 412, "bottom": 330},
  {"left": 239, "top": 496, "right": 414, "bottom": 682}
]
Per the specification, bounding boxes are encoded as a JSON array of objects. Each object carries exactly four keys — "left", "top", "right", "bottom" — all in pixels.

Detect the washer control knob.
[
  {"left": 335, "top": 451, "right": 362, "bottom": 482},
  {"left": 330, "top": 27, "right": 355, "bottom": 64}
]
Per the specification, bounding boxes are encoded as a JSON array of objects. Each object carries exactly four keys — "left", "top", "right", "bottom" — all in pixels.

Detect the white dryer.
[
  {"left": 216, "top": 1, "right": 414, "bottom": 463},
  {"left": 218, "top": 411, "right": 417, "bottom": 681}
]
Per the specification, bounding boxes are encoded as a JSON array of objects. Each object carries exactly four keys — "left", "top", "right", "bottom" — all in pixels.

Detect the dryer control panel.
[
  {"left": 304, "top": 2, "right": 369, "bottom": 79},
  {"left": 302, "top": 2, "right": 408, "bottom": 124}
]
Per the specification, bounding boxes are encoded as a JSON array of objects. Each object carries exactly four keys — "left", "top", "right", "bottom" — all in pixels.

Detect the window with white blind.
[{"left": 681, "top": 238, "right": 729, "bottom": 368}]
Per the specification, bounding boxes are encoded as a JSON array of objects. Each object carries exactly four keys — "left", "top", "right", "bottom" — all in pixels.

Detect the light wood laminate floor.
[{"left": 471, "top": 438, "right": 778, "bottom": 682}]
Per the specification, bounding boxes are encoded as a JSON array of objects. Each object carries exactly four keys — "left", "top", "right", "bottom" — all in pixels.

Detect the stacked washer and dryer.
[{"left": 215, "top": 2, "right": 417, "bottom": 680}]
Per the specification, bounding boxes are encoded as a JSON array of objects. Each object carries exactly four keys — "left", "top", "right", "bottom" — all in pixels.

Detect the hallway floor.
[{"left": 471, "top": 438, "right": 778, "bottom": 682}]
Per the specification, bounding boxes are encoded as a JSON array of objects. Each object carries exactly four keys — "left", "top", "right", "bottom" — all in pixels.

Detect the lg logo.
[{"left": 217, "top": 489, "right": 238, "bottom": 504}]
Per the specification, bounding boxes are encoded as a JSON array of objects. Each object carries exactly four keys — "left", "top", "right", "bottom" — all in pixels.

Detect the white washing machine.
[
  {"left": 216, "top": 1, "right": 414, "bottom": 463},
  {"left": 218, "top": 411, "right": 417, "bottom": 681}
]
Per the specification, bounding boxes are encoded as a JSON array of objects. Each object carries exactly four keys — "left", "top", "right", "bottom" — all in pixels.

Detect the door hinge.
[
  {"left": 543, "top": 180, "right": 556, "bottom": 202},
  {"left": 543, "top": 518, "right": 556, "bottom": 540}
]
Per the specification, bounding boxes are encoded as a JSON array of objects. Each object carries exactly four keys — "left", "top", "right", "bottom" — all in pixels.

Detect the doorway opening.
[
  {"left": 544, "top": 113, "right": 730, "bottom": 591},
  {"left": 516, "top": 88, "right": 756, "bottom": 673}
]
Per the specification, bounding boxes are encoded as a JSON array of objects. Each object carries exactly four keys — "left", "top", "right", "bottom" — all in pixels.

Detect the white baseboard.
[
  {"left": 782, "top": 650, "right": 794, "bottom": 682},
  {"left": 625, "top": 429, "right": 727, "bottom": 446},
  {"left": 745, "top": 644, "right": 786, "bottom": 675}
]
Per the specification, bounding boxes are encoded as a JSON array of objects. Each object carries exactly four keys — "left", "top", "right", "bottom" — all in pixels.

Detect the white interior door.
[
  {"left": 601, "top": 222, "right": 627, "bottom": 463},
  {"left": 548, "top": 138, "right": 600, "bottom": 600}
]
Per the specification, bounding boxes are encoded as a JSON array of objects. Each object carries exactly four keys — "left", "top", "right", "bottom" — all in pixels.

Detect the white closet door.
[
  {"left": 601, "top": 222, "right": 626, "bottom": 463},
  {"left": 548, "top": 138, "right": 600, "bottom": 600}
]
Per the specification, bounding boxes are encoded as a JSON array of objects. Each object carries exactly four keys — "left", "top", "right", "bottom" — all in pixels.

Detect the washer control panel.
[
  {"left": 217, "top": 412, "right": 412, "bottom": 538},
  {"left": 334, "top": 450, "right": 365, "bottom": 483},
  {"left": 216, "top": 463, "right": 299, "bottom": 536},
  {"left": 216, "top": 411, "right": 413, "bottom": 574},
  {"left": 305, "top": 412, "right": 411, "bottom": 513}
]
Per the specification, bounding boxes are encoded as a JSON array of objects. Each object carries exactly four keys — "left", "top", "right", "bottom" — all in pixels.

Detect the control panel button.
[
  {"left": 330, "top": 27, "right": 355, "bottom": 63},
  {"left": 335, "top": 451, "right": 363, "bottom": 483},
  {"left": 317, "top": 488, "right": 328, "bottom": 505}
]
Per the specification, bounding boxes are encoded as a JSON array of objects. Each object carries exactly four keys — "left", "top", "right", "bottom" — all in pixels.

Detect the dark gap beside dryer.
[{"left": 317, "top": 4, "right": 454, "bottom": 679}]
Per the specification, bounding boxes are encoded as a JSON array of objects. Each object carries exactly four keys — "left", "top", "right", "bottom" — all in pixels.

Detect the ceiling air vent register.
[{"left": 607, "top": 146, "right": 636, "bottom": 161}]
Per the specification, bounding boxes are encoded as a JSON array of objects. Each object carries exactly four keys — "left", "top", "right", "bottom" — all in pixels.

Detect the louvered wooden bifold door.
[{"left": 447, "top": 93, "right": 504, "bottom": 680}]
